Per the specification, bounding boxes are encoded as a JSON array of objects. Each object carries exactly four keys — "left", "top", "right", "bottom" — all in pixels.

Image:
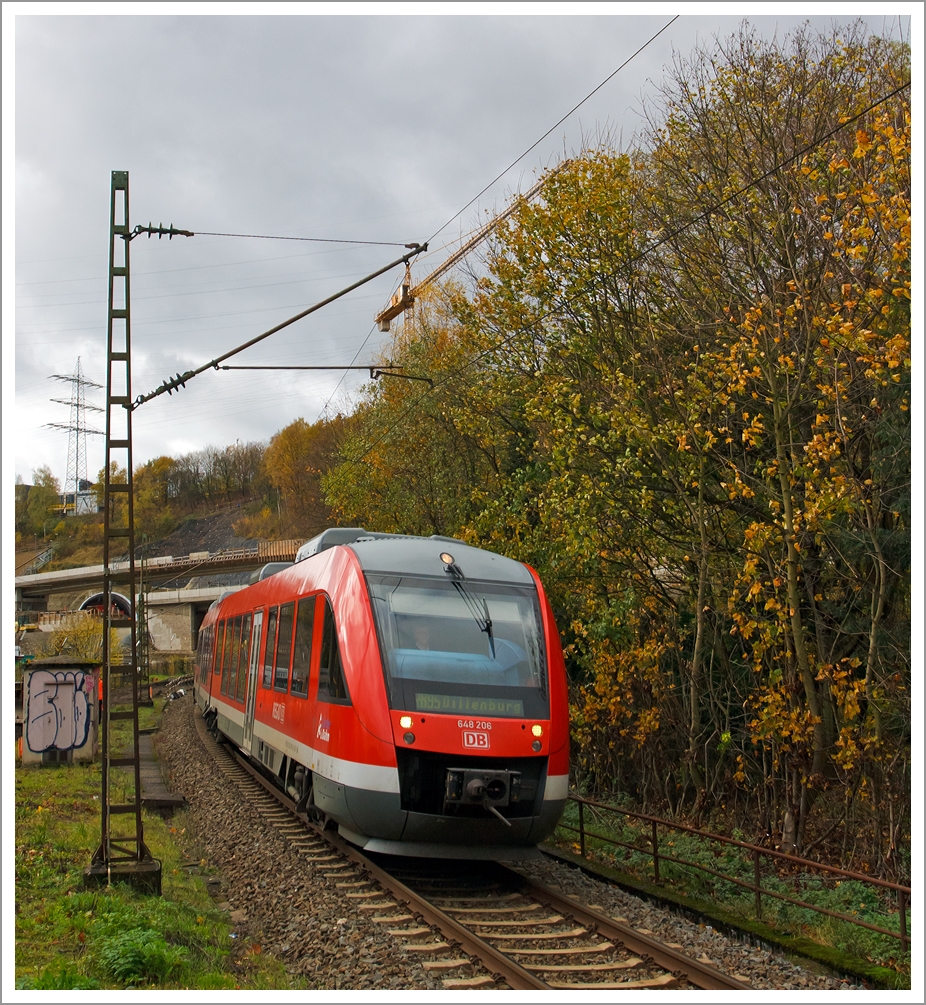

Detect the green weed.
[
  {"left": 16, "top": 962, "right": 101, "bottom": 990},
  {"left": 15, "top": 732, "right": 299, "bottom": 989},
  {"left": 96, "top": 928, "right": 189, "bottom": 984}
]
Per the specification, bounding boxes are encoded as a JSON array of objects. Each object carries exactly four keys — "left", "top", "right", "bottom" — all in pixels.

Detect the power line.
[
  {"left": 16, "top": 290, "right": 386, "bottom": 338},
  {"left": 315, "top": 323, "right": 379, "bottom": 422},
  {"left": 17, "top": 265, "right": 408, "bottom": 309},
  {"left": 16, "top": 241, "right": 390, "bottom": 287},
  {"left": 219, "top": 364, "right": 433, "bottom": 386},
  {"left": 425, "top": 15, "right": 680, "bottom": 247},
  {"left": 191, "top": 230, "right": 415, "bottom": 246},
  {"left": 341, "top": 79, "right": 911, "bottom": 472}
]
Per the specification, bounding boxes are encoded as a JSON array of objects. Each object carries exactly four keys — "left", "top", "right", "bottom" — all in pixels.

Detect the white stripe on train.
[{"left": 204, "top": 688, "right": 567, "bottom": 800}]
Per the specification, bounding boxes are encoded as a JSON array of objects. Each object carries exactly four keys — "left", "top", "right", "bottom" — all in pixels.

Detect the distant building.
[{"left": 60, "top": 480, "right": 101, "bottom": 516}]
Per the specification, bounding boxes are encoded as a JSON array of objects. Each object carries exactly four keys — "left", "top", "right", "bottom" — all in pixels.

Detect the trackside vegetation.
[
  {"left": 324, "top": 23, "right": 911, "bottom": 881},
  {"left": 550, "top": 803, "right": 910, "bottom": 987},
  {"left": 14, "top": 730, "right": 293, "bottom": 990}
]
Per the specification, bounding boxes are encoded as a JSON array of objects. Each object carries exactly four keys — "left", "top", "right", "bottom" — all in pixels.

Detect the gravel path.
[{"left": 155, "top": 694, "right": 861, "bottom": 991}]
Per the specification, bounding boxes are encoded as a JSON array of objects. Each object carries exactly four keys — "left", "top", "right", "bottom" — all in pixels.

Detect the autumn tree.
[
  {"left": 324, "top": 23, "right": 910, "bottom": 872},
  {"left": 25, "top": 466, "right": 62, "bottom": 538},
  {"left": 239, "top": 417, "right": 344, "bottom": 540},
  {"left": 134, "top": 456, "right": 178, "bottom": 540}
]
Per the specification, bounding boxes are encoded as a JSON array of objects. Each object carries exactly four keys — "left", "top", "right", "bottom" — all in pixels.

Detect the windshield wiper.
[{"left": 451, "top": 581, "right": 496, "bottom": 659}]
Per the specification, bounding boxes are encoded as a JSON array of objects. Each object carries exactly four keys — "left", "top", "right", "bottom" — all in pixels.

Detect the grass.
[
  {"left": 14, "top": 710, "right": 299, "bottom": 990},
  {"left": 551, "top": 801, "right": 910, "bottom": 989}
]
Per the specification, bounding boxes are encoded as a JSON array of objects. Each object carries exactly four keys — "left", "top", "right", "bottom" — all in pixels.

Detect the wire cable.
[
  {"left": 315, "top": 323, "right": 379, "bottom": 421},
  {"left": 132, "top": 244, "right": 426, "bottom": 407},
  {"left": 425, "top": 15, "right": 680, "bottom": 247},
  {"left": 192, "top": 231, "right": 413, "bottom": 246}
]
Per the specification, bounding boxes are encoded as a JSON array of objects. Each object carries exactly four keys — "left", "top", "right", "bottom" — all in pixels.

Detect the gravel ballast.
[
  {"left": 156, "top": 695, "right": 447, "bottom": 990},
  {"left": 512, "top": 857, "right": 862, "bottom": 991},
  {"left": 155, "top": 694, "right": 862, "bottom": 991}
]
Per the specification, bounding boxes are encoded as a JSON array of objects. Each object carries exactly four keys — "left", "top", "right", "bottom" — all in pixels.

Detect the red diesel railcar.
[{"left": 194, "top": 528, "right": 569, "bottom": 858}]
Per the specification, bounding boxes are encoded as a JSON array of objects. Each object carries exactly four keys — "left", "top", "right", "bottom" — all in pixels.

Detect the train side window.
[
  {"left": 275, "top": 603, "right": 294, "bottom": 691},
  {"left": 223, "top": 617, "right": 241, "bottom": 697},
  {"left": 232, "top": 615, "right": 245, "bottom": 698},
  {"left": 214, "top": 620, "right": 226, "bottom": 676},
  {"left": 317, "top": 597, "right": 350, "bottom": 705},
  {"left": 196, "top": 627, "right": 207, "bottom": 682},
  {"left": 220, "top": 620, "right": 234, "bottom": 693},
  {"left": 290, "top": 596, "right": 315, "bottom": 697},
  {"left": 262, "top": 607, "right": 278, "bottom": 689},
  {"left": 236, "top": 614, "right": 252, "bottom": 702},
  {"left": 222, "top": 615, "right": 240, "bottom": 695},
  {"left": 207, "top": 625, "right": 217, "bottom": 680}
]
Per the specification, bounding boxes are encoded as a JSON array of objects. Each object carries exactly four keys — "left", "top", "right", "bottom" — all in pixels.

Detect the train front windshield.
[{"left": 367, "top": 575, "right": 549, "bottom": 719}]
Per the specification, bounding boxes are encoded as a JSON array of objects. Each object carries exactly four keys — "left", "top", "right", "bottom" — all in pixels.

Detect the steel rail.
[
  {"left": 223, "top": 744, "right": 547, "bottom": 989},
  {"left": 209, "top": 732, "right": 749, "bottom": 991},
  {"left": 501, "top": 867, "right": 749, "bottom": 991},
  {"left": 570, "top": 794, "right": 911, "bottom": 891},
  {"left": 564, "top": 825, "right": 909, "bottom": 944}
]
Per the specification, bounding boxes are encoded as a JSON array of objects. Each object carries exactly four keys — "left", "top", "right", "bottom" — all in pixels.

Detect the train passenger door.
[{"left": 242, "top": 610, "right": 263, "bottom": 754}]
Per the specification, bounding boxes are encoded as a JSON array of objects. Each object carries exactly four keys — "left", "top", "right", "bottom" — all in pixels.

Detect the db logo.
[{"left": 463, "top": 730, "right": 490, "bottom": 749}]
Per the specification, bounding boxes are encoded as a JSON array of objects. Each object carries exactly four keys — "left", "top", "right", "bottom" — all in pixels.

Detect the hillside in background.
[
  {"left": 15, "top": 414, "right": 344, "bottom": 573},
  {"left": 139, "top": 508, "right": 260, "bottom": 560}
]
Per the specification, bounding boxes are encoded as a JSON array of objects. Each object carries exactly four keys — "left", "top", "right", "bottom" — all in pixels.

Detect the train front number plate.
[{"left": 462, "top": 730, "right": 490, "bottom": 749}]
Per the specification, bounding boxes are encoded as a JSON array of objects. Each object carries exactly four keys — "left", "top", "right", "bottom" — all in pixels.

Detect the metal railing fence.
[{"left": 558, "top": 794, "right": 910, "bottom": 950}]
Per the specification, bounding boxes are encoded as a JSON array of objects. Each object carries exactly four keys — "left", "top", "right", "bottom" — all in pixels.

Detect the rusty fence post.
[
  {"left": 579, "top": 800, "right": 586, "bottom": 858},
  {"left": 652, "top": 819, "right": 660, "bottom": 884},
  {"left": 753, "top": 848, "right": 762, "bottom": 921}
]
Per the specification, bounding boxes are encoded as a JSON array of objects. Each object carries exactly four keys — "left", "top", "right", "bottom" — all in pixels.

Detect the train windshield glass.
[{"left": 366, "top": 575, "right": 548, "bottom": 718}]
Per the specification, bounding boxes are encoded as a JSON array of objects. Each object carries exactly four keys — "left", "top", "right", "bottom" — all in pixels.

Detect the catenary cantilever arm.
[{"left": 132, "top": 243, "right": 427, "bottom": 409}]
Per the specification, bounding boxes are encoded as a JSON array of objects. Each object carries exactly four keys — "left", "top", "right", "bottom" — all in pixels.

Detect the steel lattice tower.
[{"left": 47, "top": 358, "right": 103, "bottom": 514}]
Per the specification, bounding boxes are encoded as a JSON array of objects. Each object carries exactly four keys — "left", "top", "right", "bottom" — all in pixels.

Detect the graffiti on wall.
[{"left": 26, "top": 670, "right": 95, "bottom": 753}]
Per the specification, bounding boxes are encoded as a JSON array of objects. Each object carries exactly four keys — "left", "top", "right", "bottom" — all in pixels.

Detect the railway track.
[{"left": 192, "top": 709, "right": 749, "bottom": 991}]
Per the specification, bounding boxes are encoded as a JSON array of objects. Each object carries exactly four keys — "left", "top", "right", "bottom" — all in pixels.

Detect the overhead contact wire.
[
  {"left": 425, "top": 15, "right": 680, "bottom": 247},
  {"left": 133, "top": 245, "right": 426, "bottom": 408},
  {"left": 315, "top": 323, "right": 380, "bottom": 422},
  {"left": 192, "top": 231, "right": 413, "bottom": 246}
]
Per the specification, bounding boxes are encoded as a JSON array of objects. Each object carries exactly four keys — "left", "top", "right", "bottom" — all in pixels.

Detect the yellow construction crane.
[{"left": 374, "top": 163, "right": 569, "bottom": 333}]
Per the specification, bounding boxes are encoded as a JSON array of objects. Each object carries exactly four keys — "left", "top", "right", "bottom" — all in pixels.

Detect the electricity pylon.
[{"left": 47, "top": 359, "right": 104, "bottom": 515}]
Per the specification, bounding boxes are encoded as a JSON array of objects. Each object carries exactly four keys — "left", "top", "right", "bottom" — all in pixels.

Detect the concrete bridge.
[{"left": 14, "top": 540, "right": 302, "bottom": 658}]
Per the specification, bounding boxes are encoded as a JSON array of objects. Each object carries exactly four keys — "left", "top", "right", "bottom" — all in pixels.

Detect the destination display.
[{"left": 414, "top": 692, "right": 525, "bottom": 717}]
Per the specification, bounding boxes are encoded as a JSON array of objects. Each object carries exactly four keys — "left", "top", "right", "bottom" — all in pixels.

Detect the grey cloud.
[{"left": 13, "top": 12, "right": 910, "bottom": 482}]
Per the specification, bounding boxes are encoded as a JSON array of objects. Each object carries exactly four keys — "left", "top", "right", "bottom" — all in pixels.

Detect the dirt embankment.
[{"left": 141, "top": 509, "right": 260, "bottom": 558}]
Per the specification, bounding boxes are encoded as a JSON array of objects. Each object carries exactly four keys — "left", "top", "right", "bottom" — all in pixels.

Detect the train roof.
[{"left": 295, "top": 528, "right": 534, "bottom": 585}]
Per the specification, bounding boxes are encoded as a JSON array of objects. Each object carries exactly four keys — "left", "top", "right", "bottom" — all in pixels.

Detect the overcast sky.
[{"left": 7, "top": 5, "right": 915, "bottom": 490}]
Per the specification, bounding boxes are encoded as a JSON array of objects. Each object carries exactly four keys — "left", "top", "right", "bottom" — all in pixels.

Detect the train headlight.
[
  {"left": 531, "top": 724, "right": 543, "bottom": 737},
  {"left": 399, "top": 715, "right": 413, "bottom": 729}
]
